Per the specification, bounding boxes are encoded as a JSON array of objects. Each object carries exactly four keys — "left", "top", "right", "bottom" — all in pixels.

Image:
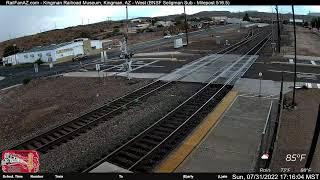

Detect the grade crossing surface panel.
[{"left": 160, "top": 54, "right": 258, "bottom": 84}]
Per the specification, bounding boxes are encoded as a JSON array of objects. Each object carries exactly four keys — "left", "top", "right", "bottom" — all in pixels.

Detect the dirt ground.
[
  {"left": 282, "top": 25, "right": 320, "bottom": 56},
  {"left": 270, "top": 88, "right": 320, "bottom": 172},
  {"left": 0, "top": 76, "right": 151, "bottom": 150},
  {"left": 139, "top": 27, "right": 250, "bottom": 56}
]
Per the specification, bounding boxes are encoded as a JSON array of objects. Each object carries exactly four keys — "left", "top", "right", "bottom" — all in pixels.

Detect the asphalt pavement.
[{"left": 243, "top": 63, "right": 320, "bottom": 83}]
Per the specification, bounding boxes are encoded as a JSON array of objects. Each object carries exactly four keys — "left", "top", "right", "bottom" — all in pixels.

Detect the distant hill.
[
  {"left": 0, "top": 21, "right": 123, "bottom": 58},
  {"left": 0, "top": 10, "right": 313, "bottom": 59}
]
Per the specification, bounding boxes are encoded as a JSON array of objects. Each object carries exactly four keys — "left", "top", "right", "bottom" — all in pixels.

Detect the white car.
[
  {"left": 163, "top": 35, "right": 172, "bottom": 39},
  {"left": 178, "top": 33, "right": 184, "bottom": 36}
]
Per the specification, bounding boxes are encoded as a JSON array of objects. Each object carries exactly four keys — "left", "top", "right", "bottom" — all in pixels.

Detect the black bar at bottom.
[{"left": 2, "top": 173, "right": 320, "bottom": 180}]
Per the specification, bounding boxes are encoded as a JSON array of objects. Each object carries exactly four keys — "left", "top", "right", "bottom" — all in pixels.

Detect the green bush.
[
  {"left": 22, "top": 77, "right": 31, "bottom": 85},
  {"left": 113, "top": 28, "right": 120, "bottom": 34},
  {"left": 34, "top": 59, "right": 44, "bottom": 65},
  {"left": 145, "top": 28, "right": 154, "bottom": 32}
]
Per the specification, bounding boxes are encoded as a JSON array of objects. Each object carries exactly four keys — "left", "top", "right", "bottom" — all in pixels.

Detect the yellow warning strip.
[{"left": 154, "top": 90, "right": 238, "bottom": 172}]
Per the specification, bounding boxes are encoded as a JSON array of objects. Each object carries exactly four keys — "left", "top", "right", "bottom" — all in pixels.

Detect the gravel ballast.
[
  {"left": 0, "top": 76, "right": 151, "bottom": 150},
  {"left": 38, "top": 82, "right": 203, "bottom": 172}
]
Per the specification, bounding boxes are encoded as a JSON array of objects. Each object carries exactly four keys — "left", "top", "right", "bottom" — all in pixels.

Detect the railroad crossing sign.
[
  {"left": 96, "top": 64, "right": 101, "bottom": 71},
  {"left": 258, "top": 72, "right": 263, "bottom": 97},
  {"left": 123, "top": 60, "right": 132, "bottom": 71},
  {"left": 49, "top": 62, "right": 53, "bottom": 69}
]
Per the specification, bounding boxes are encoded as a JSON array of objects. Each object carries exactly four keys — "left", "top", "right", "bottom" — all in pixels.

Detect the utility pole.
[
  {"left": 276, "top": 5, "right": 281, "bottom": 53},
  {"left": 124, "top": 5, "right": 132, "bottom": 80},
  {"left": 239, "top": 11, "right": 241, "bottom": 31},
  {"left": 292, "top": 5, "right": 297, "bottom": 107},
  {"left": 183, "top": 2, "right": 189, "bottom": 46}
]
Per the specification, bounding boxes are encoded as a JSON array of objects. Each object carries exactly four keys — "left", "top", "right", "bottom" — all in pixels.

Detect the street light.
[{"left": 259, "top": 72, "right": 263, "bottom": 97}]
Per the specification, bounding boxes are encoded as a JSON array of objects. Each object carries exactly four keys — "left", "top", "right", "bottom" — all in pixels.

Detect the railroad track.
[
  {"left": 82, "top": 30, "right": 272, "bottom": 172},
  {"left": 9, "top": 28, "right": 268, "bottom": 155}
]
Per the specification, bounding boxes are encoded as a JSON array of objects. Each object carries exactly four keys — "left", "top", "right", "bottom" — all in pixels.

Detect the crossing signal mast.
[{"left": 124, "top": 5, "right": 133, "bottom": 80}]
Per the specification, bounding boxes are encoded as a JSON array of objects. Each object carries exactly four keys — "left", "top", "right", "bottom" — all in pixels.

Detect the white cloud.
[{"left": 1, "top": 6, "right": 320, "bottom": 42}]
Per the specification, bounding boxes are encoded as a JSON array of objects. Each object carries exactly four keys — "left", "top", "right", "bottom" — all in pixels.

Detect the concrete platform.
[{"left": 175, "top": 95, "right": 274, "bottom": 172}]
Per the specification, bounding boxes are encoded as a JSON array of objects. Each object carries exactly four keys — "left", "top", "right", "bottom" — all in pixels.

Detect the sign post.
[
  {"left": 259, "top": 72, "right": 263, "bottom": 97},
  {"left": 34, "top": 63, "right": 38, "bottom": 73},
  {"left": 96, "top": 64, "right": 101, "bottom": 83}
]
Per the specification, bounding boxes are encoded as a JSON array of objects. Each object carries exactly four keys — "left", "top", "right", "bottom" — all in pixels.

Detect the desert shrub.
[
  {"left": 34, "top": 59, "right": 44, "bottom": 65},
  {"left": 22, "top": 77, "right": 31, "bottom": 85}
]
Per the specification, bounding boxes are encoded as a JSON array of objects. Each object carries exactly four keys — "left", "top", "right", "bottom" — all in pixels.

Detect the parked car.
[
  {"left": 72, "top": 54, "right": 88, "bottom": 61},
  {"left": 178, "top": 33, "right": 184, "bottom": 36},
  {"left": 163, "top": 34, "right": 172, "bottom": 39}
]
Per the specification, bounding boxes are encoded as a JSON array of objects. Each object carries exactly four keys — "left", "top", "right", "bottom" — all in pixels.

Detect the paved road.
[
  {"left": 243, "top": 62, "right": 320, "bottom": 83},
  {"left": 0, "top": 24, "right": 237, "bottom": 89}
]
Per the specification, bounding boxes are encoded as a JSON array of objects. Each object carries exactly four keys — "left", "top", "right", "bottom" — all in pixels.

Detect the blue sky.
[{"left": 1, "top": 5, "right": 320, "bottom": 42}]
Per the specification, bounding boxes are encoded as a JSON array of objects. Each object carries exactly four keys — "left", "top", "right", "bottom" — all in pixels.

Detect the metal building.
[{"left": 2, "top": 41, "right": 84, "bottom": 65}]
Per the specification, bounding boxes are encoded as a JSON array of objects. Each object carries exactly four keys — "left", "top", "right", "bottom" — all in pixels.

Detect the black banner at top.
[{"left": 0, "top": 0, "right": 319, "bottom": 6}]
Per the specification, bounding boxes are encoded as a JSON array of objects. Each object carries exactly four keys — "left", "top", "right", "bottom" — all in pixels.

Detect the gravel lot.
[
  {"left": 0, "top": 76, "right": 151, "bottom": 150},
  {"left": 282, "top": 25, "right": 320, "bottom": 56},
  {"left": 139, "top": 27, "right": 250, "bottom": 56},
  {"left": 37, "top": 82, "right": 203, "bottom": 173},
  {"left": 270, "top": 88, "right": 320, "bottom": 172}
]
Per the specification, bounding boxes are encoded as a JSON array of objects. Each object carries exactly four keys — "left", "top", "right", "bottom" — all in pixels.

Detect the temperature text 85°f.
[{"left": 286, "top": 154, "right": 307, "bottom": 162}]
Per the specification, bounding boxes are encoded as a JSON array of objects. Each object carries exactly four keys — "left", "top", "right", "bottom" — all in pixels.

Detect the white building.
[
  {"left": 155, "top": 21, "right": 174, "bottom": 27},
  {"left": 249, "top": 17, "right": 261, "bottom": 22},
  {"left": 289, "top": 18, "right": 304, "bottom": 23},
  {"left": 212, "top": 16, "right": 228, "bottom": 24},
  {"left": 131, "top": 18, "right": 142, "bottom": 23},
  {"left": 2, "top": 41, "right": 84, "bottom": 65},
  {"left": 2, "top": 38, "right": 107, "bottom": 66},
  {"left": 226, "top": 18, "right": 242, "bottom": 24},
  {"left": 90, "top": 40, "right": 103, "bottom": 49}
]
